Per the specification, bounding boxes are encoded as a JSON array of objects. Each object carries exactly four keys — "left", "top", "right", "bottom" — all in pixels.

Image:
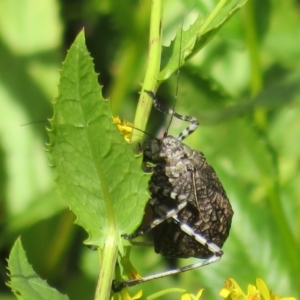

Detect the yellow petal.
[
  {"left": 245, "top": 284, "right": 260, "bottom": 300},
  {"left": 256, "top": 278, "right": 269, "bottom": 300},
  {"left": 131, "top": 290, "right": 143, "bottom": 299},
  {"left": 219, "top": 288, "right": 231, "bottom": 298},
  {"left": 270, "top": 291, "right": 296, "bottom": 300},
  {"left": 247, "top": 284, "right": 258, "bottom": 294},
  {"left": 195, "top": 288, "right": 204, "bottom": 300},
  {"left": 119, "top": 289, "right": 143, "bottom": 300},
  {"left": 223, "top": 278, "right": 244, "bottom": 299},
  {"left": 181, "top": 292, "right": 192, "bottom": 300},
  {"left": 113, "top": 116, "right": 134, "bottom": 141}
]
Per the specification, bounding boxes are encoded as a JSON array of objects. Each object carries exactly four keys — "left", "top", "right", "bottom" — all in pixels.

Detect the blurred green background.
[{"left": 0, "top": 0, "right": 300, "bottom": 299}]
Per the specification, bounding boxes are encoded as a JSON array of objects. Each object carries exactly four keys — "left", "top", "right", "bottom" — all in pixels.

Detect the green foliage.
[
  {"left": 7, "top": 238, "right": 69, "bottom": 300},
  {"left": 1, "top": 0, "right": 300, "bottom": 300},
  {"left": 159, "top": 0, "right": 248, "bottom": 80},
  {"left": 47, "top": 31, "right": 148, "bottom": 248}
]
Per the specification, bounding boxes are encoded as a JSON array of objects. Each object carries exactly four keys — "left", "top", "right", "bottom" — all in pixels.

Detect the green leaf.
[
  {"left": 181, "top": 70, "right": 300, "bottom": 125},
  {"left": 47, "top": 31, "right": 148, "bottom": 249},
  {"left": 7, "top": 238, "right": 68, "bottom": 300},
  {"left": 158, "top": 0, "right": 248, "bottom": 81}
]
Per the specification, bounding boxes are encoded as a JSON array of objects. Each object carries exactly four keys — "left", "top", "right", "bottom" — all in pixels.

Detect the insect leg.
[
  {"left": 122, "top": 200, "right": 187, "bottom": 240},
  {"left": 112, "top": 253, "right": 221, "bottom": 292},
  {"left": 144, "top": 90, "right": 199, "bottom": 141},
  {"left": 114, "top": 215, "right": 223, "bottom": 292},
  {"left": 172, "top": 215, "right": 223, "bottom": 256}
]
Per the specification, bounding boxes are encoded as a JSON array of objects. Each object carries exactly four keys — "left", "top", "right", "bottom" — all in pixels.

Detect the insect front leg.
[{"left": 122, "top": 199, "right": 187, "bottom": 240}]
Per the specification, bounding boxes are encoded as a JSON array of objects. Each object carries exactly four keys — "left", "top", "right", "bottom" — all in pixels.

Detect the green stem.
[
  {"left": 243, "top": 0, "right": 265, "bottom": 128},
  {"left": 199, "top": 0, "right": 227, "bottom": 35},
  {"left": 131, "top": 0, "right": 162, "bottom": 144},
  {"left": 94, "top": 231, "right": 119, "bottom": 300}
]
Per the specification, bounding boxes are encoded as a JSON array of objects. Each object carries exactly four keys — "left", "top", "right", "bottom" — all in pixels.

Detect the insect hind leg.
[
  {"left": 112, "top": 246, "right": 221, "bottom": 292},
  {"left": 114, "top": 215, "right": 223, "bottom": 292},
  {"left": 172, "top": 215, "right": 223, "bottom": 256},
  {"left": 145, "top": 90, "right": 199, "bottom": 141}
]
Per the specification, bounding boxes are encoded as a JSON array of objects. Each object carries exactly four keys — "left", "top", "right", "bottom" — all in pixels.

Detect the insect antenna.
[
  {"left": 145, "top": 24, "right": 199, "bottom": 142},
  {"left": 145, "top": 90, "right": 199, "bottom": 142},
  {"left": 132, "top": 126, "right": 157, "bottom": 142},
  {"left": 165, "top": 24, "right": 183, "bottom": 136},
  {"left": 113, "top": 116, "right": 158, "bottom": 144}
]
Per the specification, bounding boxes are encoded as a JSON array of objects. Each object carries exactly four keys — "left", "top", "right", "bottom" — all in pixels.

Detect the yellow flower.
[
  {"left": 195, "top": 288, "right": 205, "bottom": 300},
  {"left": 113, "top": 117, "right": 133, "bottom": 142},
  {"left": 220, "top": 278, "right": 296, "bottom": 300},
  {"left": 219, "top": 278, "right": 244, "bottom": 300},
  {"left": 256, "top": 278, "right": 269, "bottom": 300},
  {"left": 255, "top": 278, "right": 296, "bottom": 300},
  {"left": 112, "top": 289, "right": 142, "bottom": 300},
  {"left": 181, "top": 288, "right": 204, "bottom": 300},
  {"left": 244, "top": 284, "right": 260, "bottom": 300}
]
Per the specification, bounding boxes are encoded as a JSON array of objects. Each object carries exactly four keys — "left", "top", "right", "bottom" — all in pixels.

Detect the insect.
[{"left": 112, "top": 90, "right": 234, "bottom": 292}]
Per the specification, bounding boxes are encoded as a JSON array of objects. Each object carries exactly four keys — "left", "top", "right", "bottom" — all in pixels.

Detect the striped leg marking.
[
  {"left": 145, "top": 90, "right": 199, "bottom": 142},
  {"left": 122, "top": 201, "right": 187, "bottom": 240},
  {"left": 172, "top": 215, "right": 223, "bottom": 256},
  {"left": 112, "top": 250, "right": 221, "bottom": 292}
]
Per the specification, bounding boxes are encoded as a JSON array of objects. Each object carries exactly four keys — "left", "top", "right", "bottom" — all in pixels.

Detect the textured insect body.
[
  {"left": 112, "top": 90, "right": 233, "bottom": 291},
  {"left": 148, "top": 135, "right": 233, "bottom": 259}
]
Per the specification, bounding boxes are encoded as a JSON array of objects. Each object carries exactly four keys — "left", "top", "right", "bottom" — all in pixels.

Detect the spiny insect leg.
[
  {"left": 122, "top": 200, "right": 187, "bottom": 240},
  {"left": 144, "top": 90, "right": 199, "bottom": 141},
  {"left": 112, "top": 253, "right": 221, "bottom": 292},
  {"left": 172, "top": 215, "right": 223, "bottom": 256},
  {"left": 114, "top": 213, "right": 223, "bottom": 292}
]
